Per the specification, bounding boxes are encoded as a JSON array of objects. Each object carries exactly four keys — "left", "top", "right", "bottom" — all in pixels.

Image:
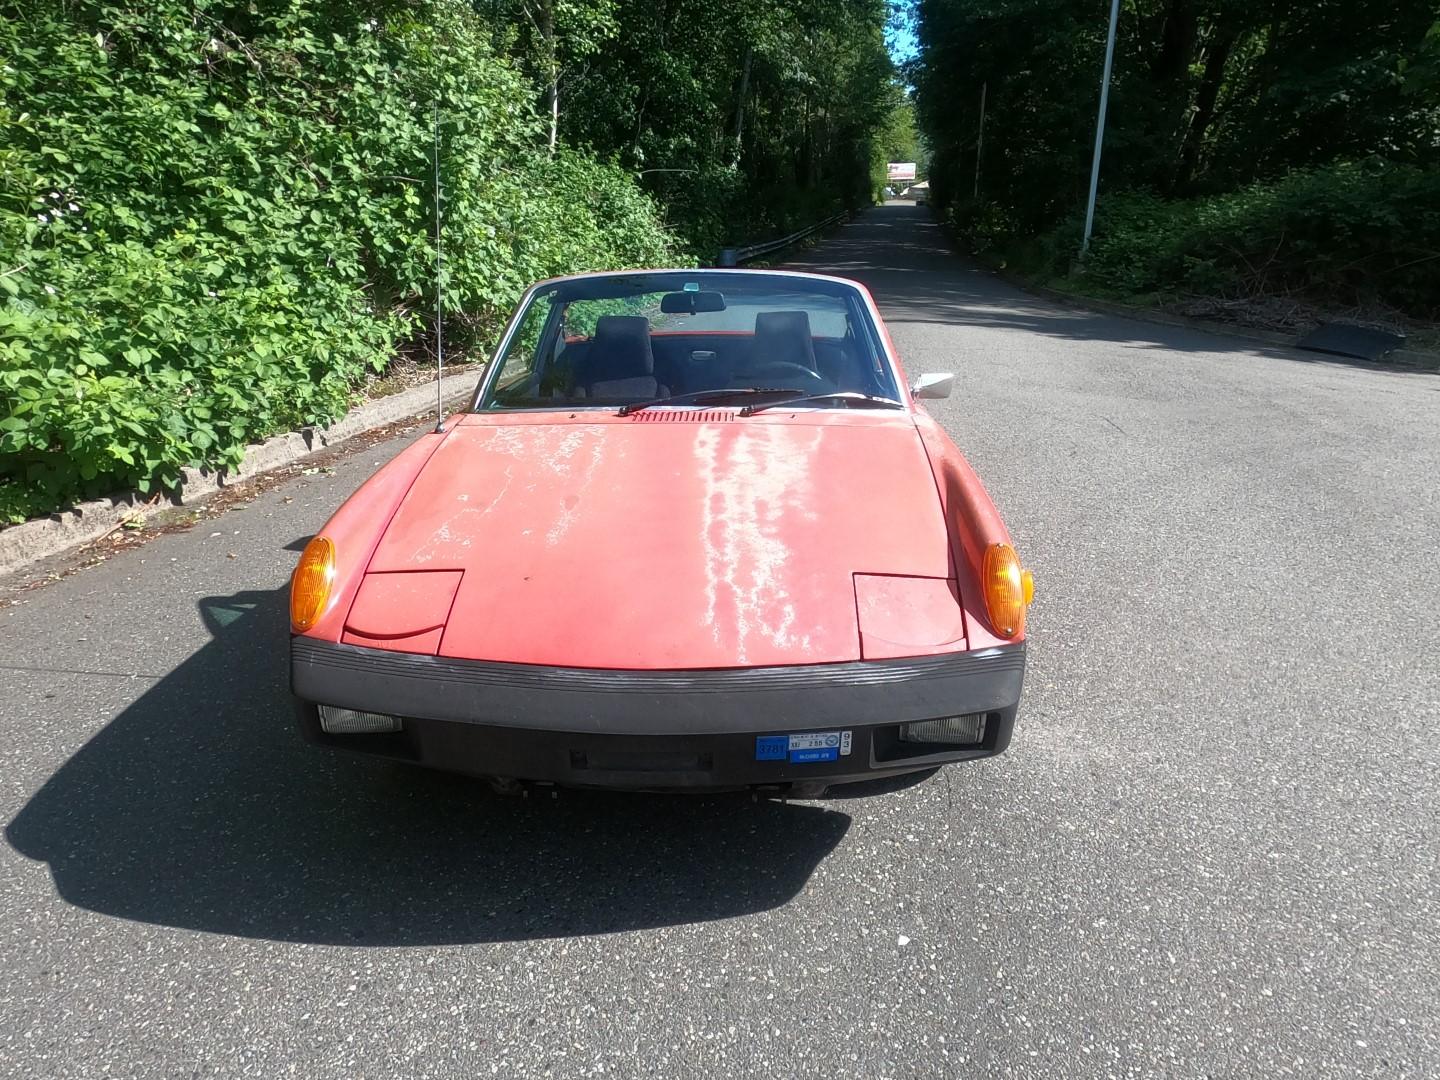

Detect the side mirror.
[{"left": 911, "top": 372, "right": 954, "bottom": 400}]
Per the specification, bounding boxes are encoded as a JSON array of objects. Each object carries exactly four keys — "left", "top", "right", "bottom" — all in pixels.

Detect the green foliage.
[
  {"left": 1023, "top": 163, "right": 1440, "bottom": 317},
  {"left": 870, "top": 88, "right": 924, "bottom": 200},
  {"left": 555, "top": 0, "right": 897, "bottom": 251},
  {"left": 910, "top": 0, "right": 1440, "bottom": 316},
  {"left": 0, "top": 0, "right": 679, "bottom": 523},
  {"left": 474, "top": 0, "right": 619, "bottom": 149},
  {"left": 914, "top": 0, "right": 1439, "bottom": 215}
]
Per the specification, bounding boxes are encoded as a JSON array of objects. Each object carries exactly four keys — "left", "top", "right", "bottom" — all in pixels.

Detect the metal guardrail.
[{"left": 716, "top": 210, "right": 850, "bottom": 267}]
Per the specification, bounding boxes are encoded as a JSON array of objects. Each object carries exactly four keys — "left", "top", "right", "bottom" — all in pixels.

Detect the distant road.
[{"left": 2, "top": 203, "right": 1437, "bottom": 1078}]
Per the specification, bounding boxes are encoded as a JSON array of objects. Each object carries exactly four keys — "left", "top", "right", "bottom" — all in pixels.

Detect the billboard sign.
[{"left": 886, "top": 162, "right": 917, "bottom": 182}]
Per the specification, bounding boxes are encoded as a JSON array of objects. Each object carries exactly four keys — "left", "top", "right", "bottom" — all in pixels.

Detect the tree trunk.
[
  {"left": 541, "top": 0, "right": 558, "bottom": 153},
  {"left": 1175, "top": 27, "right": 1239, "bottom": 190},
  {"left": 1151, "top": 0, "right": 1197, "bottom": 184},
  {"left": 800, "top": 95, "right": 813, "bottom": 188},
  {"left": 547, "top": 73, "right": 558, "bottom": 153},
  {"left": 1152, "top": 0, "right": 1196, "bottom": 83},
  {"left": 730, "top": 47, "right": 753, "bottom": 166},
  {"left": 631, "top": 91, "right": 648, "bottom": 165}
]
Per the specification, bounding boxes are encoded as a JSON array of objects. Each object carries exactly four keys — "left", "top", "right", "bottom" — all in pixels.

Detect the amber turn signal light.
[
  {"left": 290, "top": 536, "right": 336, "bottom": 633},
  {"left": 982, "top": 542, "right": 1032, "bottom": 639}
]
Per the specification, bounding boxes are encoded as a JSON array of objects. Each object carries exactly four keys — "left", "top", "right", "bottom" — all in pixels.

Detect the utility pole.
[
  {"left": 1081, "top": 0, "right": 1121, "bottom": 257},
  {"left": 973, "top": 82, "right": 987, "bottom": 201}
]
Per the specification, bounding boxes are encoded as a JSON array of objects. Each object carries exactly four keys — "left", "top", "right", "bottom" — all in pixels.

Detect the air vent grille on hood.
[{"left": 628, "top": 410, "right": 735, "bottom": 423}]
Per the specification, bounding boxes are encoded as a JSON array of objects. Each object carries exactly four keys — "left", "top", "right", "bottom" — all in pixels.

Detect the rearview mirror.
[
  {"left": 660, "top": 291, "right": 726, "bottom": 314},
  {"left": 911, "top": 372, "right": 954, "bottom": 399}
]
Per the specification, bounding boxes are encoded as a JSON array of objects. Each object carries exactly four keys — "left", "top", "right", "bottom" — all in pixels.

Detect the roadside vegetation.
[
  {"left": 498, "top": 0, "right": 898, "bottom": 255},
  {"left": 909, "top": 1, "right": 1440, "bottom": 326},
  {"left": 0, "top": 0, "right": 898, "bottom": 523}
]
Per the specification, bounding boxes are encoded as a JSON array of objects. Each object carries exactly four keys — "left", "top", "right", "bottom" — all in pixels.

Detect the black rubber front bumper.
[{"left": 291, "top": 638, "right": 1025, "bottom": 791}]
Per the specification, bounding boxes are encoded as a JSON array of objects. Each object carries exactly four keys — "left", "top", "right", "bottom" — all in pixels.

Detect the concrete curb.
[
  {"left": 0, "top": 369, "right": 479, "bottom": 578},
  {"left": 1010, "top": 277, "right": 1440, "bottom": 371}
]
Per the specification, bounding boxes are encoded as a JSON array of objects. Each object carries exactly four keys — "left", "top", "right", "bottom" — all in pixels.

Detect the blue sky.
[{"left": 888, "top": 24, "right": 919, "bottom": 65}]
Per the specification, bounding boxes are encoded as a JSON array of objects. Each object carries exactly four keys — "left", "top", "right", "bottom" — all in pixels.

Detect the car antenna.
[{"left": 432, "top": 103, "right": 446, "bottom": 434}]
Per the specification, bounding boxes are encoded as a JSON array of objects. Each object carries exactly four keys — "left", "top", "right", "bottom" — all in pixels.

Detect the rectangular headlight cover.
[
  {"left": 899, "top": 713, "right": 986, "bottom": 745},
  {"left": 318, "top": 705, "right": 403, "bottom": 734}
]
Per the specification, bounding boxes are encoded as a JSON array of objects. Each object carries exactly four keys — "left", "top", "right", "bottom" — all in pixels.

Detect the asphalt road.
[{"left": 3, "top": 204, "right": 1438, "bottom": 1078}]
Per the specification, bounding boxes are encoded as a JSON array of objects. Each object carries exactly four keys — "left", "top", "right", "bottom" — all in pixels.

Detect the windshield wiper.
[
  {"left": 738, "top": 391, "right": 906, "bottom": 416},
  {"left": 617, "top": 387, "right": 804, "bottom": 416}
]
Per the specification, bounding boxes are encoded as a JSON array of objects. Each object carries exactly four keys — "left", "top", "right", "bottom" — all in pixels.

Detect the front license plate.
[{"left": 756, "top": 731, "right": 853, "bottom": 763}]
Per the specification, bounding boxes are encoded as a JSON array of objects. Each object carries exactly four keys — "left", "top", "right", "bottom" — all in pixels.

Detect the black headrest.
[
  {"left": 753, "top": 310, "right": 816, "bottom": 368},
  {"left": 586, "top": 315, "right": 654, "bottom": 380}
]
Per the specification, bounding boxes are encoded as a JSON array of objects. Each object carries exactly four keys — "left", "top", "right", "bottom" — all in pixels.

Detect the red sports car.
[{"left": 290, "top": 269, "right": 1032, "bottom": 795}]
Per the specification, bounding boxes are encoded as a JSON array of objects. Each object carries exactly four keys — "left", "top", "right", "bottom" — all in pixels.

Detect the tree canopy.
[
  {"left": 908, "top": 0, "right": 1440, "bottom": 314},
  {"left": 552, "top": 0, "right": 898, "bottom": 250},
  {"left": 913, "top": 0, "right": 1439, "bottom": 221}
]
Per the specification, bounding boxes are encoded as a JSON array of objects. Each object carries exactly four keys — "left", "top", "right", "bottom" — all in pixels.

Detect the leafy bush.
[
  {"left": 0, "top": 0, "right": 681, "bottom": 523},
  {"left": 641, "top": 163, "right": 847, "bottom": 261},
  {"left": 1010, "top": 162, "right": 1440, "bottom": 317}
]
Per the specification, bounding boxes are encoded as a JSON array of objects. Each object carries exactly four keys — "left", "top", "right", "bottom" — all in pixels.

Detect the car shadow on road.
[{"left": 6, "top": 585, "right": 851, "bottom": 945}]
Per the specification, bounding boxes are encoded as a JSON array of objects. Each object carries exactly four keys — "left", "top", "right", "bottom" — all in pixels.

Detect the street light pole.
[{"left": 1081, "top": 0, "right": 1121, "bottom": 258}]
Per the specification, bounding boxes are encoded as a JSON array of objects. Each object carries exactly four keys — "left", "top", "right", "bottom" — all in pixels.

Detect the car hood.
[{"left": 358, "top": 413, "right": 956, "bottom": 668}]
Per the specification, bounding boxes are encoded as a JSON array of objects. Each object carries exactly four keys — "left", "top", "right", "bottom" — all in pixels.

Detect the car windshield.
[{"left": 477, "top": 272, "right": 899, "bottom": 411}]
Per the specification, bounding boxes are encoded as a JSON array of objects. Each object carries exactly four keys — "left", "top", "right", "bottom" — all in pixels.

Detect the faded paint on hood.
[{"left": 364, "top": 413, "right": 954, "bottom": 668}]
